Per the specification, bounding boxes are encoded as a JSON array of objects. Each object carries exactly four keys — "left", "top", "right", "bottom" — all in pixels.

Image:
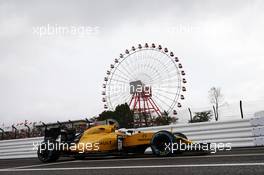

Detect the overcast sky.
[{"left": 0, "top": 0, "right": 264, "bottom": 125}]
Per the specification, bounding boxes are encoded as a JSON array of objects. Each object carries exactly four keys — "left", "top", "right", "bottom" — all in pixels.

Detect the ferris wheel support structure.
[{"left": 102, "top": 43, "right": 187, "bottom": 126}]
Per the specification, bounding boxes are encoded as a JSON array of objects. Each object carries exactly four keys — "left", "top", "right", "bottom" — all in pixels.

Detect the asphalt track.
[{"left": 0, "top": 147, "right": 264, "bottom": 175}]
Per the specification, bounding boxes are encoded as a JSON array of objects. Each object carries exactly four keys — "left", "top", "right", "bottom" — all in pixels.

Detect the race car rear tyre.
[
  {"left": 37, "top": 142, "right": 60, "bottom": 163},
  {"left": 150, "top": 130, "right": 176, "bottom": 156}
]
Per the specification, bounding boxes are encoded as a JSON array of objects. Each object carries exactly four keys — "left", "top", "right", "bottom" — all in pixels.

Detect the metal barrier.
[
  {"left": 0, "top": 116, "right": 263, "bottom": 159},
  {"left": 0, "top": 137, "right": 43, "bottom": 159},
  {"left": 139, "top": 116, "right": 264, "bottom": 148}
]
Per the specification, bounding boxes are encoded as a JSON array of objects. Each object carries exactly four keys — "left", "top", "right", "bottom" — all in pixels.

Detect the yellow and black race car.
[{"left": 37, "top": 122, "right": 209, "bottom": 162}]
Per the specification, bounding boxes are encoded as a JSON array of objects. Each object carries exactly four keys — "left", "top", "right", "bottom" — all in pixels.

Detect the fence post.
[
  {"left": 188, "top": 108, "right": 193, "bottom": 122},
  {"left": 0, "top": 128, "right": 4, "bottom": 140},
  {"left": 240, "top": 100, "right": 244, "bottom": 119},
  {"left": 24, "top": 124, "right": 31, "bottom": 137},
  {"left": 12, "top": 125, "right": 18, "bottom": 139},
  {"left": 42, "top": 122, "right": 47, "bottom": 136},
  {"left": 69, "top": 120, "right": 74, "bottom": 128}
]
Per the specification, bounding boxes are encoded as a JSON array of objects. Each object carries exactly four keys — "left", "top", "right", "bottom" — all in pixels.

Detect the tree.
[
  {"left": 97, "top": 103, "right": 134, "bottom": 128},
  {"left": 155, "top": 111, "right": 178, "bottom": 126},
  {"left": 97, "top": 111, "right": 115, "bottom": 121},
  {"left": 208, "top": 87, "right": 223, "bottom": 121},
  {"left": 189, "top": 110, "right": 212, "bottom": 123},
  {"left": 114, "top": 103, "right": 134, "bottom": 128}
]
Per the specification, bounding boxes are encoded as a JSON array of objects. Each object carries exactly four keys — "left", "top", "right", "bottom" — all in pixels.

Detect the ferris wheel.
[{"left": 102, "top": 43, "right": 187, "bottom": 117}]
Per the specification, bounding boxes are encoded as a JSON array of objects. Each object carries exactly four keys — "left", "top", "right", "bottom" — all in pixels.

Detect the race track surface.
[{"left": 0, "top": 147, "right": 264, "bottom": 175}]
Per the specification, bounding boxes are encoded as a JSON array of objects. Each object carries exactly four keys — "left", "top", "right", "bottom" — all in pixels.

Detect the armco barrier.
[
  {"left": 138, "top": 116, "right": 264, "bottom": 148},
  {"left": 0, "top": 137, "right": 43, "bottom": 159},
  {"left": 0, "top": 115, "right": 263, "bottom": 159}
]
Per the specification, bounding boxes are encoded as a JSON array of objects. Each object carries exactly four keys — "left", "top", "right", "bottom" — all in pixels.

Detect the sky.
[{"left": 0, "top": 0, "right": 264, "bottom": 125}]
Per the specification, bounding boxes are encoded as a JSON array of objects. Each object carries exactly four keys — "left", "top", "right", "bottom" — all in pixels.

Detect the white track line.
[
  {"left": 10, "top": 160, "right": 82, "bottom": 169},
  {"left": 8, "top": 153, "right": 264, "bottom": 170},
  {"left": 1, "top": 163, "right": 264, "bottom": 171}
]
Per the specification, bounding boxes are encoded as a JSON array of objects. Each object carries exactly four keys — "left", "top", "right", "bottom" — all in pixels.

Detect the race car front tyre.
[{"left": 150, "top": 130, "right": 176, "bottom": 156}]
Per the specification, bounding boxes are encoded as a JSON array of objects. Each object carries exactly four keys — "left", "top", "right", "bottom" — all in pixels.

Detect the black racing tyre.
[
  {"left": 150, "top": 130, "right": 176, "bottom": 156},
  {"left": 37, "top": 142, "right": 60, "bottom": 163}
]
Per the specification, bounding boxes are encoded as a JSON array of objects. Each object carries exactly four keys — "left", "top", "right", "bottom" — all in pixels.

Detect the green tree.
[
  {"left": 98, "top": 111, "right": 115, "bottom": 121},
  {"left": 189, "top": 110, "right": 212, "bottom": 123},
  {"left": 115, "top": 103, "right": 134, "bottom": 128},
  {"left": 97, "top": 103, "right": 134, "bottom": 128},
  {"left": 155, "top": 111, "right": 178, "bottom": 126}
]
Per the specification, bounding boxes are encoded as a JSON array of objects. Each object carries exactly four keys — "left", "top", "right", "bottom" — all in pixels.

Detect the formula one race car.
[{"left": 37, "top": 122, "right": 208, "bottom": 162}]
